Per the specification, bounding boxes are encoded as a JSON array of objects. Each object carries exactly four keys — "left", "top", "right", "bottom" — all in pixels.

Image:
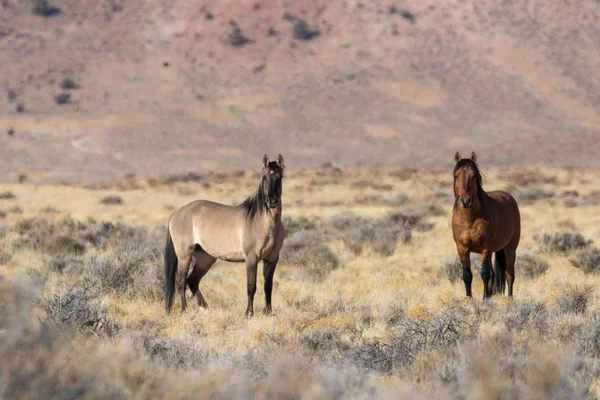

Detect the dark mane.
[
  {"left": 240, "top": 179, "right": 266, "bottom": 221},
  {"left": 454, "top": 159, "right": 488, "bottom": 205}
]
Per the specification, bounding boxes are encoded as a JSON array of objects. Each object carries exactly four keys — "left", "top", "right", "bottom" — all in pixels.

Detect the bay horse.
[
  {"left": 165, "top": 154, "right": 285, "bottom": 316},
  {"left": 452, "top": 152, "right": 520, "bottom": 299}
]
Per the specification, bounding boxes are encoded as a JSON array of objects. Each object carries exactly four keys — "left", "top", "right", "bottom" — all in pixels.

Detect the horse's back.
[{"left": 171, "top": 199, "right": 246, "bottom": 260}]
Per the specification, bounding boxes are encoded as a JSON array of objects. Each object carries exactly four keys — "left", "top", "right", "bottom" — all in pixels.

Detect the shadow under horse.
[
  {"left": 452, "top": 152, "right": 521, "bottom": 299},
  {"left": 164, "top": 154, "right": 285, "bottom": 316}
]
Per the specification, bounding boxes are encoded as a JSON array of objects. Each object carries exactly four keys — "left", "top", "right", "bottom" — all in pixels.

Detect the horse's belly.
[{"left": 218, "top": 252, "right": 246, "bottom": 263}]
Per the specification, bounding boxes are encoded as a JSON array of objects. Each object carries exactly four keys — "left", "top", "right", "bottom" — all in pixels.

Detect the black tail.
[
  {"left": 164, "top": 230, "right": 178, "bottom": 313},
  {"left": 494, "top": 249, "right": 507, "bottom": 295}
]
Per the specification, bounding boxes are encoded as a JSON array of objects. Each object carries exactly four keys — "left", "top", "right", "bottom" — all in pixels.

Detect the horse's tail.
[
  {"left": 165, "top": 228, "right": 178, "bottom": 314},
  {"left": 494, "top": 249, "right": 507, "bottom": 295}
]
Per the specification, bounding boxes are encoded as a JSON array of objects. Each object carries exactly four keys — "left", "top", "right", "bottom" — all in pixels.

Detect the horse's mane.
[
  {"left": 240, "top": 180, "right": 266, "bottom": 221},
  {"left": 453, "top": 159, "right": 488, "bottom": 206}
]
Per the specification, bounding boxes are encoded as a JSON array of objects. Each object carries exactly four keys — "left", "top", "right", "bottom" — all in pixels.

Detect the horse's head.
[
  {"left": 261, "top": 154, "right": 285, "bottom": 209},
  {"left": 453, "top": 151, "right": 481, "bottom": 209}
]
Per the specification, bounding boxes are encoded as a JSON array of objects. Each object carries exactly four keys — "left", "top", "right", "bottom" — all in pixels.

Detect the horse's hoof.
[
  {"left": 263, "top": 307, "right": 272, "bottom": 315},
  {"left": 245, "top": 310, "right": 254, "bottom": 318}
]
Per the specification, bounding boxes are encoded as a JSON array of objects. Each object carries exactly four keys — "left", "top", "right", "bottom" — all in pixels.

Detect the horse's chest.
[
  {"left": 458, "top": 222, "right": 489, "bottom": 249},
  {"left": 259, "top": 234, "right": 277, "bottom": 259}
]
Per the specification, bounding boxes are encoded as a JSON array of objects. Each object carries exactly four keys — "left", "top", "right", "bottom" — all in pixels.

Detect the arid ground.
[{"left": 2, "top": 167, "right": 600, "bottom": 398}]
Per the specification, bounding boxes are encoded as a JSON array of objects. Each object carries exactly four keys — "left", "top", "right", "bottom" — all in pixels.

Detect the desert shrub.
[
  {"left": 329, "top": 213, "right": 430, "bottom": 256},
  {"left": 500, "top": 300, "right": 549, "bottom": 336},
  {"left": 293, "top": 19, "right": 319, "bottom": 40},
  {"left": 54, "top": 92, "right": 70, "bottom": 105},
  {"left": 282, "top": 216, "right": 317, "bottom": 236},
  {"left": 0, "top": 249, "right": 11, "bottom": 265},
  {"left": 577, "top": 316, "right": 600, "bottom": 358},
  {"left": 571, "top": 247, "right": 600, "bottom": 273},
  {"left": 126, "top": 329, "right": 211, "bottom": 369},
  {"left": 279, "top": 231, "right": 339, "bottom": 281},
  {"left": 443, "top": 258, "right": 463, "bottom": 283},
  {"left": 86, "top": 246, "right": 162, "bottom": 299},
  {"left": 228, "top": 21, "right": 250, "bottom": 47},
  {"left": 0, "top": 190, "right": 15, "bottom": 200},
  {"left": 10, "top": 218, "right": 152, "bottom": 254},
  {"left": 15, "top": 103, "right": 25, "bottom": 113},
  {"left": 557, "top": 284, "right": 594, "bottom": 315},
  {"left": 31, "top": 0, "right": 48, "bottom": 15},
  {"left": 100, "top": 195, "right": 123, "bottom": 205},
  {"left": 375, "top": 301, "right": 477, "bottom": 370},
  {"left": 518, "top": 254, "right": 549, "bottom": 279},
  {"left": 301, "top": 327, "right": 349, "bottom": 355},
  {"left": 60, "top": 77, "right": 78, "bottom": 90},
  {"left": 517, "top": 187, "right": 554, "bottom": 201},
  {"left": 351, "top": 340, "right": 393, "bottom": 373},
  {"left": 50, "top": 235, "right": 86, "bottom": 254},
  {"left": 41, "top": 277, "right": 115, "bottom": 334},
  {"left": 536, "top": 232, "right": 591, "bottom": 253}
]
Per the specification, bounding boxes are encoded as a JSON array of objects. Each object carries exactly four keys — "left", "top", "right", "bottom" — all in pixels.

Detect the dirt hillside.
[{"left": 1, "top": 0, "right": 599, "bottom": 183}]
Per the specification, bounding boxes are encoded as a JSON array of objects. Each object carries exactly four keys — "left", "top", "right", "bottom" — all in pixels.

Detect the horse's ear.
[
  {"left": 454, "top": 152, "right": 461, "bottom": 164},
  {"left": 470, "top": 151, "right": 477, "bottom": 163},
  {"left": 277, "top": 154, "right": 285, "bottom": 169},
  {"left": 262, "top": 154, "right": 270, "bottom": 168}
]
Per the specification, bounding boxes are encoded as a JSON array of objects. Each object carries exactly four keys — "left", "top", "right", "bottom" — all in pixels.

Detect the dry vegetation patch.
[{"left": 2, "top": 168, "right": 600, "bottom": 397}]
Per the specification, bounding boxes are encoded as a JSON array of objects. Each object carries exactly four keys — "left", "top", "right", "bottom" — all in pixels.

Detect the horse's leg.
[
  {"left": 176, "top": 255, "right": 193, "bottom": 313},
  {"left": 480, "top": 250, "right": 493, "bottom": 299},
  {"left": 488, "top": 254, "right": 496, "bottom": 296},
  {"left": 263, "top": 258, "right": 278, "bottom": 315},
  {"left": 187, "top": 251, "right": 216, "bottom": 308},
  {"left": 457, "top": 246, "right": 472, "bottom": 297},
  {"left": 245, "top": 255, "right": 259, "bottom": 317},
  {"left": 504, "top": 245, "right": 517, "bottom": 297},
  {"left": 494, "top": 249, "right": 507, "bottom": 295}
]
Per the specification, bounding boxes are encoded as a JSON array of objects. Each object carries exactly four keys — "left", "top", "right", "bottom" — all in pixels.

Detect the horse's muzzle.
[
  {"left": 266, "top": 197, "right": 279, "bottom": 208},
  {"left": 459, "top": 197, "right": 472, "bottom": 208}
]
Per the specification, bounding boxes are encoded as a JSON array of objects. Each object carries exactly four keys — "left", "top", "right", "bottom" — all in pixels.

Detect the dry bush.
[
  {"left": 442, "top": 258, "right": 462, "bottom": 283},
  {"left": 557, "top": 284, "right": 595, "bottom": 315},
  {"left": 42, "top": 277, "right": 116, "bottom": 334},
  {"left": 517, "top": 187, "right": 554, "bottom": 202},
  {"left": 536, "top": 232, "right": 591, "bottom": 253},
  {"left": 292, "top": 19, "right": 320, "bottom": 40},
  {"left": 356, "top": 301, "right": 478, "bottom": 373},
  {"left": 329, "top": 213, "right": 431, "bottom": 256},
  {"left": 0, "top": 249, "right": 11, "bottom": 265},
  {"left": 54, "top": 92, "right": 70, "bottom": 105},
  {"left": 576, "top": 316, "right": 600, "bottom": 358},
  {"left": 86, "top": 246, "right": 163, "bottom": 300},
  {"left": 228, "top": 21, "right": 250, "bottom": 47},
  {"left": 301, "top": 326, "right": 350, "bottom": 356},
  {"left": 518, "top": 254, "right": 549, "bottom": 279},
  {"left": 0, "top": 190, "right": 15, "bottom": 200},
  {"left": 500, "top": 300, "right": 550, "bottom": 336},
  {"left": 100, "top": 195, "right": 123, "bottom": 205},
  {"left": 279, "top": 230, "right": 339, "bottom": 281},
  {"left": 570, "top": 247, "right": 600, "bottom": 273},
  {"left": 125, "top": 329, "right": 212, "bottom": 370},
  {"left": 10, "top": 217, "right": 155, "bottom": 254}
]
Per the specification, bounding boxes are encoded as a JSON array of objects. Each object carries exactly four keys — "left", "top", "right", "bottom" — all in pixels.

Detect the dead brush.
[{"left": 557, "top": 284, "right": 595, "bottom": 315}]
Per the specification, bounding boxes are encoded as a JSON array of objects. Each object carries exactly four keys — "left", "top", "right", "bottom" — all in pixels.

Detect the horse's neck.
[
  {"left": 455, "top": 197, "right": 486, "bottom": 221},
  {"left": 261, "top": 206, "right": 282, "bottom": 233}
]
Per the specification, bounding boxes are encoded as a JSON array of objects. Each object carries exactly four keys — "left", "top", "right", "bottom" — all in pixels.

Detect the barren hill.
[{"left": 0, "top": 0, "right": 599, "bottom": 183}]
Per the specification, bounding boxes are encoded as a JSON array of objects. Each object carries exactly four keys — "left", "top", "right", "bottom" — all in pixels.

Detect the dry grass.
[{"left": 2, "top": 167, "right": 600, "bottom": 398}]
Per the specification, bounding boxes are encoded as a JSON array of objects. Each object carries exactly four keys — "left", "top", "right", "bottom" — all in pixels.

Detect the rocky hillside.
[{"left": 0, "top": 0, "right": 599, "bottom": 183}]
